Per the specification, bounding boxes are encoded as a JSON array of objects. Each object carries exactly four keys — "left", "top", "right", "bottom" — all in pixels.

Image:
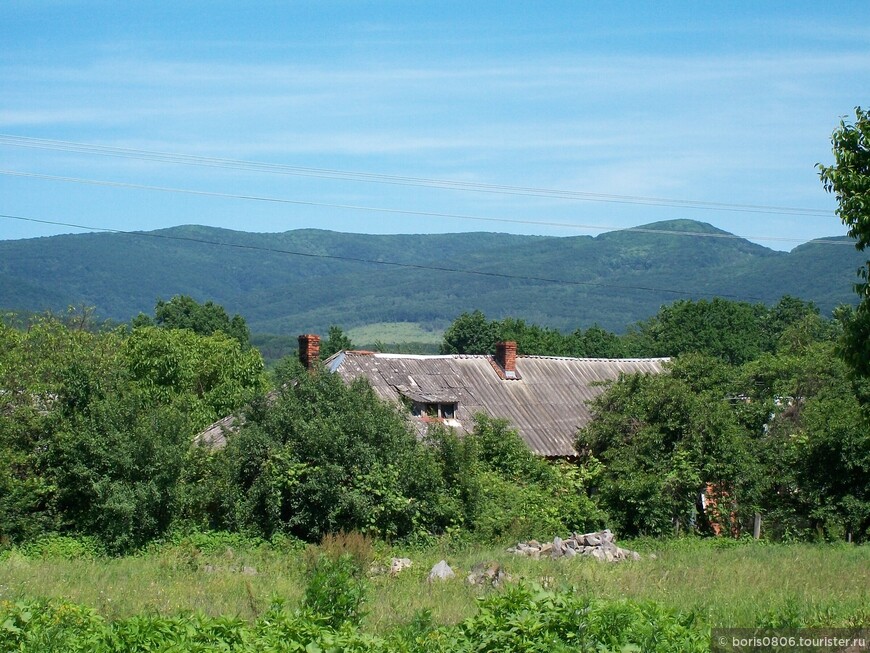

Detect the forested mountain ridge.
[{"left": 0, "top": 219, "right": 860, "bottom": 334}]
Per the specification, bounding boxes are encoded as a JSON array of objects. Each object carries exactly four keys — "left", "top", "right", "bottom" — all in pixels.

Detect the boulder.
[{"left": 428, "top": 560, "right": 455, "bottom": 582}]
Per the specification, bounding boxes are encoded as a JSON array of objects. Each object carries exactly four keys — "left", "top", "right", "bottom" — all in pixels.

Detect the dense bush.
[
  {"left": 440, "top": 296, "right": 825, "bottom": 360},
  {"left": 202, "top": 364, "right": 603, "bottom": 544},
  {"left": 424, "top": 415, "right": 604, "bottom": 542},
  {"left": 3, "top": 293, "right": 865, "bottom": 553},
  {"left": 579, "top": 340, "right": 870, "bottom": 542},
  {"left": 204, "top": 358, "right": 444, "bottom": 541},
  {"left": 440, "top": 310, "right": 627, "bottom": 357},
  {"left": 0, "top": 313, "right": 265, "bottom": 553}
]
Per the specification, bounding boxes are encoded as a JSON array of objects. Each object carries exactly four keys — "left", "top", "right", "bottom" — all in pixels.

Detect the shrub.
[
  {"left": 16, "top": 534, "right": 104, "bottom": 560},
  {"left": 302, "top": 553, "right": 368, "bottom": 629},
  {"left": 208, "top": 362, "right": 442, "bottom": 542}
]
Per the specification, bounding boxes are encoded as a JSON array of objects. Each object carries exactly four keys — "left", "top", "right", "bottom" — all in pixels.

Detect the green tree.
[
  {"left": 739, "top": 341, "right": 868, "bottom": 540},
  {"left": 320, "top": 325, "right": 354, "bottom": 359},
  {"left": 496, "top": 317, "right": 568, "bottom": 355},
  {"left": 0, "top": 316, "right": 266, "bottom": 551},
  {"left": 797, "top": 394, "right": 870, "bottom": 540},
  {"left": 441, "top": 311, "right": 624, "bottom": 358},
  {"left": 440, "top": 310, "right": 499, "bottom": 354},
  {"left": 0, "top": 316, "right": 126, "bottom": 543},
  {"left": 122, "top": 326, "right": 265, "bottom": 425},
  {"left": 150, "top": 295, "right": 251, "bottom": 348},
  {"left": 763, "top": 296, "right": 825, "bottom": 350},
  {"left": 625, "top": 298, "right": 767, "bottom": 364},
  {"left": 208, "top": 360, "right": 439, "bottom": 541},
  {"left": 578, "top": 355, "right": 759, "bottom": 537},
  {"left": 576, "top": 324, "right": 626, "bottom": 358},
  {"left": 46, "top": 399, "right": 196, "bottom": 552},
  {"left": 818, "top": 107, "right": 870, "bottom": 382}
]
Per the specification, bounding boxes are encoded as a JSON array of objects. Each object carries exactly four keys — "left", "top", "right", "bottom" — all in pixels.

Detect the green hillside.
[{"left": 0, "top": 220, "right": 861, "bottom": 334}]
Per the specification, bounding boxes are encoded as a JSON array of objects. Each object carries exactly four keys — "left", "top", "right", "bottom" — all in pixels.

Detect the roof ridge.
[{"left": 339, "top": 349, "right": 669, "bottom": 363}]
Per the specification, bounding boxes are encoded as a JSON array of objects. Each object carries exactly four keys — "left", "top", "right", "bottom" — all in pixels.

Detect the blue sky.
[{"left": 1, "top": 1, "right": 868, "bottom": 249}]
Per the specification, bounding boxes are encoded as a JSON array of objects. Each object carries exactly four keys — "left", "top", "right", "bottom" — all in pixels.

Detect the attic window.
[{"left": 412, "top": 401, "right": 457, "bottom": 420}]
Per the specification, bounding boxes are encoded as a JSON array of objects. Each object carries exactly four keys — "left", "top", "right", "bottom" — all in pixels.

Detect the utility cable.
[
  {"left": 0, "top": 212, "right": 771, "bottom": 301},
  {"left": 0, "top": 133, "right": 833, "bottom": 217},
  {"left": 0, "top": 169, "right": 851, "bottom": 247}
]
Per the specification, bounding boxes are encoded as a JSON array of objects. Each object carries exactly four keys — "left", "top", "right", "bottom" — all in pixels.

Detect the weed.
[
  {"left": 316, "top": 530, "right": 375, "bottom": 570},
  {"left": 302, "top": 553, "right": 369, "bottom": 629}
]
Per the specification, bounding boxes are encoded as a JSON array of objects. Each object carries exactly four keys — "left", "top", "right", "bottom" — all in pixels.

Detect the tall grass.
[{"left": 1, "top": 535, "right": 867, "bottom": 630}]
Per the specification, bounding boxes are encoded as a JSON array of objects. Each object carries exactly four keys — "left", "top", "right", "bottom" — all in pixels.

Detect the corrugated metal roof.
[{"left": 329, "top": 352, "right": 668, "bottom": 457}]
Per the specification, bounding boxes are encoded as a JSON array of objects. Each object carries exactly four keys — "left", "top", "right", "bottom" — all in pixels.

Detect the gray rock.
[
  {"left": 390, "top": 557, "right": 412, "bottom": 576},
  {"left": 601, "top": 540, "right": 618, "bottom": 555},
  {"left": 562, "top": 545, "right": 577, "bottom": 558},
  {"left": 584, "top": 533, "right": 601, "bottom": 546},
  {"left": 428, "top": 560, "right": 455, "bottom": 582}
]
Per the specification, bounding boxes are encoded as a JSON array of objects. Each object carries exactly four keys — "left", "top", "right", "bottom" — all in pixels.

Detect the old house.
[{"left": 299, "top": 334, "right": 667, "bottom": 457}]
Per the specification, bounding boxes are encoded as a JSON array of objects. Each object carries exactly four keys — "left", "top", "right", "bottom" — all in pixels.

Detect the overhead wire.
[
  {"left": 0, "top": 133, "right": 834, "bottom": 217},
  {"left": 0, "top": 169, "right": 851, "bottom": 247},
  {"left": 0, "top": 212, "right": 771, "bottom": 302}
]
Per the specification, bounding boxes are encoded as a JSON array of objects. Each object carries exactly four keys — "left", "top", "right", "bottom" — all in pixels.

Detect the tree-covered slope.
[{"left": 0, "top": 220, "right": 861, "bottom": 333}]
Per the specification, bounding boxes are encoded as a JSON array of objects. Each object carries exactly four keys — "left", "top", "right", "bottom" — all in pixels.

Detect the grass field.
[
  {"left": 347, "top": 322, "right": 443, "bottom": 347},
  {"left": 1, "top": 536, "right": 867, "bottom": 632}
]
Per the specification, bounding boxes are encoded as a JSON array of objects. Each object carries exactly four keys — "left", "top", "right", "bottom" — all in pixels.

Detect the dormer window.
[
  {"left": 395, "top": 385, "right": 460, "bottom": 424},
  {"left": 412, "top": 401, "right": 457, "bottom": 419}
]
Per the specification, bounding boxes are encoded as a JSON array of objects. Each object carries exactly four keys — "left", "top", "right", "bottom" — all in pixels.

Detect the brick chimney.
[
  {"left": 298, "top": 334, "right": 320, "bottom": 369},
  {"left": 495, "top": 341, "right": 518, "bottom": 379}
]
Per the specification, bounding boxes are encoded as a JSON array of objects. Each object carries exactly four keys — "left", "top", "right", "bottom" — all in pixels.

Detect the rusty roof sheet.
[{"left": 328, "top": 352, "right": 667, "bottom": 457}]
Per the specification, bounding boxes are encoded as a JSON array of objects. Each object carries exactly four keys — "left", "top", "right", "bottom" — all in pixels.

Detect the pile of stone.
[{"left": 507, "top": 529, "right": 641, "bottom": 562}]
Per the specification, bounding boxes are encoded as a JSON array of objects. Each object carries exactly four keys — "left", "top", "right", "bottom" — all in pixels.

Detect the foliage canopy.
[{"left": 819, "top": 107, "right": 870, "bottom": 382}]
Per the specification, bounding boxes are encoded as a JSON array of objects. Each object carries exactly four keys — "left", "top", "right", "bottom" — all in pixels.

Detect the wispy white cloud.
[{"left": 0, "top": 3, "right": 864, "bottom": 247}]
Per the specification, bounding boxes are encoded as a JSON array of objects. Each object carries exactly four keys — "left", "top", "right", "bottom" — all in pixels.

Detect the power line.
[
  {"left": 0, "top": 133, "right": 834, "bottom": 217},
  {"left": 0, "top": 169, "right": 851, "bottom": 247},
  {"left": 0, "top": 212, "right": 771, "bottom": 302}
]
